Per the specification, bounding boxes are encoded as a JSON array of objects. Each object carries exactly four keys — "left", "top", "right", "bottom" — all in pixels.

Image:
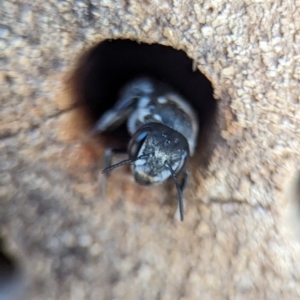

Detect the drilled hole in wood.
[
  {"left": 70, "top": 39, "right": 218, "bottom": 167},
  {"left": 0, "top": 237, "right": 23, "bottom": 300},
  {"left": 70, "top": 40, "right": 218, "bottom": 218}
]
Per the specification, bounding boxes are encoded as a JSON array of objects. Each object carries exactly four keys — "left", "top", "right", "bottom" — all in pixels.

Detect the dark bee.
[{"left": 94, "top": 77, "right": 199, "bottom": 221}]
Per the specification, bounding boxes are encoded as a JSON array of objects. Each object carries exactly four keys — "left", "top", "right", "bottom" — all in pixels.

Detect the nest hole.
[
  {"left": 0, "top": 237, "right": 23, "bottom": 300},
  {"left": 70, "top": 39, "right": 218, "bottom": 167}
]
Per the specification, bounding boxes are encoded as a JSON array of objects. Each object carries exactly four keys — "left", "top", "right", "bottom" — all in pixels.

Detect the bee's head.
[
  {"left": 128, "top": 123, "right": 189, "bottom": 185},
  {"left": 101, "top": 123, "right": 189, "bottom": 221}
]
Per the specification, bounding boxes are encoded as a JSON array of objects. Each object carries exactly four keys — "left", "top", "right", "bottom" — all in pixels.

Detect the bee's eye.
[{"left": 128, "top": 128, "right": 151, "bottom": 159}]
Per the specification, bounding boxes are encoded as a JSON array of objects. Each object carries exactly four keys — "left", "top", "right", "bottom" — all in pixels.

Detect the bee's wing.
[{"left": 93, "top": 96, "right": 139, "bottom": 133}]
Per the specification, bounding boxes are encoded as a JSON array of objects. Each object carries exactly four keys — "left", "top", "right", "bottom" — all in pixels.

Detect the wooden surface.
[{"left": 1, "top": 0, "right": 300, "bottom": 299}]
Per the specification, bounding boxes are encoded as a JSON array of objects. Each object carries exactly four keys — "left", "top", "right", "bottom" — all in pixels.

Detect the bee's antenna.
[
  {"left": 165, "top": 163, "right": 184, "bottom": 221},
  {"left": 102, "top": 155, "right": 147, "bottom": 174}
]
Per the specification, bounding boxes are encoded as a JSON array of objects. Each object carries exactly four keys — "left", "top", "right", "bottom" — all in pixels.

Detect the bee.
[{"left": 93, "top": 77, "right": 199, "bottom": 221}]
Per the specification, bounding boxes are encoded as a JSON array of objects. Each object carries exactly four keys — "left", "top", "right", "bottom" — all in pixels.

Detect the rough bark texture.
[{"left": 1, "top": 0, "right": 300, "bottom": 299}]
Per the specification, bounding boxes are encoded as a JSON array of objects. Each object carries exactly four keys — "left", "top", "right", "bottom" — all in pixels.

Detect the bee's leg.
[
  {"left": 103, "top": 148, "right": 128, "bottom": 170},
  {"left": 93, "top": 95, "right": 139, "bottom": 133},
  {"left": 93, "top": 109, "right": 132, "bottom": 133},
  {"left": 174, "top": 169, "right": 188, "bottom": 221},
  {"left": 179, "top": 169, "right": 188, "bottom": 192},
  {"left": 100, "top": 148, "right": 127, "bottom": 199}
]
